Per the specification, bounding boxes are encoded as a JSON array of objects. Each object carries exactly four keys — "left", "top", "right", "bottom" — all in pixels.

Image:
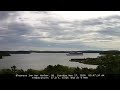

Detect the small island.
[{"left": 0, "top": 51, "right": 11, "bottom": 59}]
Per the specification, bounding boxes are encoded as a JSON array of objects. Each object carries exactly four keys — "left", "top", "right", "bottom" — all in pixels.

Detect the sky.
[{"left": 1, "top": 11, "right": 120, "bottom": 51}]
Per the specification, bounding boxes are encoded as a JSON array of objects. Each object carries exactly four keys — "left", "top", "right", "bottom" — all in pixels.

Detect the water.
[{"left": 0, "top": 53, "right": 100, "bottom": 70}]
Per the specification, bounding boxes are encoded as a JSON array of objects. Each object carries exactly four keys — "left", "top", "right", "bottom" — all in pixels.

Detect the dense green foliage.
[
  {"left": 100, "top": 50, "right": 120, "bottom": 55},
  {"left": 79, "top": 54, "right": 120, "bottom": 74},
  {"left": 0, "top": 64, "right": 95, "bottom": 75},
  {"left": 95, "top": 55, "right": 120, "bottom": 74}
]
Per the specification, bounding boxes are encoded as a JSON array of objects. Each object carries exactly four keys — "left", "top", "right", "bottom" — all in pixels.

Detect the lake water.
[{"left": 0, "top": 53, "right": 100, "bottom": 70}]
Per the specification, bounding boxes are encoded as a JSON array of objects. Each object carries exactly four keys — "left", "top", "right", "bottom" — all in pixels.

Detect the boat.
[{"left": 66, "top": 51, "right": 83, "bottom": 56}]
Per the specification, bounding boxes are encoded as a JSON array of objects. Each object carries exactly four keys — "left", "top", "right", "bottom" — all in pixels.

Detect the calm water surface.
[{"left": 0, "top": 53, "right": 100, "bottom": 70}]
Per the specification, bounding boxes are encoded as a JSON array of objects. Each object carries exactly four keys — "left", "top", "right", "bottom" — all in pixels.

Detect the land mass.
[
  {"left": 0, "top": 50, "right": 120, "bottom": 54},
  {"left": 0, "top": 51, "right": 11, "bottom": 59}
]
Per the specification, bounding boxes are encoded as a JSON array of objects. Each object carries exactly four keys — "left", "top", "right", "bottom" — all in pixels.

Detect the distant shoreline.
[
  {"left": 0, "top": 50, "right": 104, "bottom": 54},
  {"left": 1, "top": 50, "right": 120, "bottom": 54}
]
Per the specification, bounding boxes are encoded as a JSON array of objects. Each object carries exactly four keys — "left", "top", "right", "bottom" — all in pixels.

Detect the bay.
[{"left": 0, "top": 53, "right": 100, "bottom": 70}]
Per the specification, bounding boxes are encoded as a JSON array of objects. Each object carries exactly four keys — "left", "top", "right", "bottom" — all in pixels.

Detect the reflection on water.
[{"left": 0, "top": 53, "right": 100, "bottom": 70}]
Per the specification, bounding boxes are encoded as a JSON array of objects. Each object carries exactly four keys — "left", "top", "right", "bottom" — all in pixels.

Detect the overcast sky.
[{"left": 1, "top": 11, "right": 120, "bottom": 51}]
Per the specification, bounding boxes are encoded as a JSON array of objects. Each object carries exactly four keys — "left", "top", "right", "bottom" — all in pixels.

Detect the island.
[{"left": 0, "top": 51, "right": 11, "bottom": 59}]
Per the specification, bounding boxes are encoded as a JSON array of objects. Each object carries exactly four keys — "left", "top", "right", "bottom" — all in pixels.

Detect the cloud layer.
[{"left": 0, "top": 11, "right": 120, "bottom": 50}]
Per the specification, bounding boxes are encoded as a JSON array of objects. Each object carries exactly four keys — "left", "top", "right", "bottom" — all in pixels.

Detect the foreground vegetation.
[
  {"left": 70, "top": 54, "right": 120, "bottom": 74},
  {"left": 0, "top": 65, "right": 96, "bottom": 75}
]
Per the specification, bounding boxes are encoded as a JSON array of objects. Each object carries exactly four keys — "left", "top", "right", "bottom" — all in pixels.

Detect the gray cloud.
[
  {"left": 78, "top": 15, "right": 120, "bottom": 27},
  {"left": 81, "top": 19, "right": 103, "bottom": 26},
  {"left": 97, "top": 26, "right": 120, "bottom": 37},
  {"left": 105, "top": 15, "right": 120, "bottom": 20},
  {"left": 0, "top": 11, "right": 16, "bottom": 20},
  {"left": 1, "top": 11, "right": 120, "bottom": 50}
]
